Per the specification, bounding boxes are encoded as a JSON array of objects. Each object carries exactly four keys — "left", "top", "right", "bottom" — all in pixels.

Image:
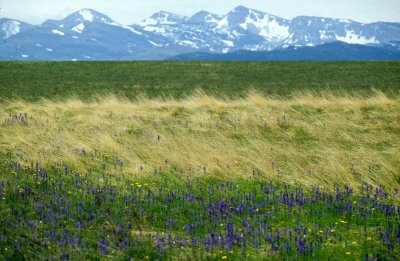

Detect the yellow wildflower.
[{"left": 222, "top": 256, "right": 227, "bottom": 260}]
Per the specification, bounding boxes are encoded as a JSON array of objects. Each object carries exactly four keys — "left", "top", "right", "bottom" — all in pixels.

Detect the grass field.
[
  {"left": 0, "top": 61, "right": 400, "bottom": 100},
  {"left": 0, "top": 62, "right": 400, "bottom": 259}
]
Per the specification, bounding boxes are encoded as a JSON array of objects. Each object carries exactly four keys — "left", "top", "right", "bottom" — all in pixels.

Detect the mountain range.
[{"left": 1, "top": 6, "right": 400, "bottom": 60}]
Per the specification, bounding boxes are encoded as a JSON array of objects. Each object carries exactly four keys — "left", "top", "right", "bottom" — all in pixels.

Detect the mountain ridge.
[{"left": 168, "top": 41, "right": 400, "bottom": 61}]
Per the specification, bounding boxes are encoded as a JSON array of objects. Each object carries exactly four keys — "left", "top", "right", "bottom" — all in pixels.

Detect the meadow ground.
[
  {"left": 1, "top": 61, "right": 399, "bottom": 100},
  {"left": 0, "top": 61, "right": 399, "bottom": 259}
]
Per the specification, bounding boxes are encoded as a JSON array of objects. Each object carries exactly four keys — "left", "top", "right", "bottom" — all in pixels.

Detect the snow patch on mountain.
[
  {"left": 243, "top": 44, "right": 272, "bottom": 51},
  {"left": 107, "top": 22, "right": 143, "bottom": 35},
  {"left": 179, "top": 40, "right": 199, "bottom": 49},
  {"left": 119, "top": 25, "right": 143, "bottom": 35},
  {"left": 72, "top": 23, "right": 85, "bottom": 33},
  {"left": 186, "top": 11, "right": 222, "bottom": 24},
  {"left": 138, "top": 11, "right": 187, "bottom": 26},
  {"left": 221, "top": 40, "right": 234, "bottom": 47},
  {"left": 148, "top": 40, "right": 163, "bottom": 47},
  {"left": 52, "top": 29, "right": 65, "bottom": 36},
  {"left": 335, "top": 30, "right": 379, "bottom": 44},
  {"left": 338, "top": 19, "right": 352, "bottom": 23},
  {"left": 319, "top": 30, "right": 330, "bottom": 40},
  {"left": 142, "top": 25, "right": 168, "bottom": 36},
  {"left": 2, "top": 20, "right": 21, "bottom": 38},
  {"left": 79, "top": 9, "right": 94, "bottom": 22},
  {"left": 260, "top": 20, "right": 289, "bottom": 40},
  {"left": 205, "top": 14, "right": 221, "bottom": 23},
  {"left": 216, "top": 16, "right": 229, "bottom": 29},
  {"left": 239, "top": 11, "right": 289, "bottom": 40}
]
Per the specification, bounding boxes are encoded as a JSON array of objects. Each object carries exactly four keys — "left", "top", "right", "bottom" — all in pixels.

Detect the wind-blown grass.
[{"left": 1, "top": 91, "right": 399, "bottom": 192}]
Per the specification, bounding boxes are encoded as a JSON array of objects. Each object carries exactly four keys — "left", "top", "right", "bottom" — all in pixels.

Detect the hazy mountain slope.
[{"left": 169, "top": 42, "right": 400, "bottom": 61}]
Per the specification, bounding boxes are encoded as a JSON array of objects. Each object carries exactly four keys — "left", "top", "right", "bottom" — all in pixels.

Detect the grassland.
[
  {"left": 1, "top": 92, "right": 399, "bottom": 192},
  {"left": 0, "top": 61, "right": 400, "bottom": 259},
  {"left": 0, "top": 61, "right": 400, "bottom": 100}
]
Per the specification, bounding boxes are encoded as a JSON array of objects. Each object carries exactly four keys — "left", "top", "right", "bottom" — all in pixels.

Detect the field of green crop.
[
  {"left": 1, "top": 61, "right": 400, "bottom": 100},
  {"left": 0, "top": 61, "right": 399, "bottom": 260}
]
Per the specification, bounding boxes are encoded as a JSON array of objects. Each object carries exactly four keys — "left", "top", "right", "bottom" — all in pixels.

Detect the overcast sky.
[{"left": 1, "top": 0, "right": 399, "bottom": 25}]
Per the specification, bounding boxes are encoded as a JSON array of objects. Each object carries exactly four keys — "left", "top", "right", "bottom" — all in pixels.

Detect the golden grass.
[{"left": 1, "top": 91, "right": 399, "bottom": 191}]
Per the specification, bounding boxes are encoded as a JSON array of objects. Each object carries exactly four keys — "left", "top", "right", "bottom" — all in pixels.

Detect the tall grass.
[{"left": 1, "top": 91, "right": 399, "bottom": 192}]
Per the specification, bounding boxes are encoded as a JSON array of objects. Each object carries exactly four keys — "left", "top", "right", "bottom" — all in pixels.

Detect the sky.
[{"left": 1, "top": 0, "right": 399, "bottom": 25}]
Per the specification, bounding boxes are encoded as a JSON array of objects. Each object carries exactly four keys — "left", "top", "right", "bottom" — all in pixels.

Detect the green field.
[
  {"left": 0, "top": 61, "right": 399, "bottom": 260},
  {"left": 1, "top": 61, "right": 400, "bottom": 100}
]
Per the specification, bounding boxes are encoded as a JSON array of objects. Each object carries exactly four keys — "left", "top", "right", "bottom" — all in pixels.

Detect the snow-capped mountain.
[
  {"left": 213, "top": 6, "right": 291, "bottom": 51},
  {"left": 186, "top": 11, "right": 222, "bottom": 24},
  {"left": 216, "top": 5, "right": 290, "bottom": 41},
  {"left": 0, "top": 9, "right": 186, "bottom": 60},
  {"left": 1, "top": 6, "right": 399, "bottom": 60},
  {"left": 138, "top": 11, "right": 187, "bottom": 26}
]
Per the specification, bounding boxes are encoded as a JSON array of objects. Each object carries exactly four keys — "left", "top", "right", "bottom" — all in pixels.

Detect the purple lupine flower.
[
  {"left": 60, "top": 251, "right": 69, "bottom": 261},
  {"left": 226, "top": 221, "right": 234, "bottom": 232},
  {"left": 119, "top": 237, "right": 128, "bottom": 250},
  {"left": 275, "top": 230, "right": 281, "bottom": 241},
  {"left": 97, "top": 237, "right": 108, "bottom": 255}
]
